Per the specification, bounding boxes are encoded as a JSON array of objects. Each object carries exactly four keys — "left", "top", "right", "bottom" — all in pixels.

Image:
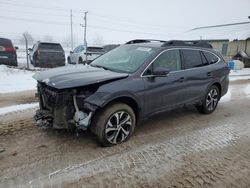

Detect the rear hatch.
[
  {"left": 0, "top": 38, "right": 16, "bottom": 61},
  {"left": 38, "top": 43, "right": 65, "bottom": 62}
]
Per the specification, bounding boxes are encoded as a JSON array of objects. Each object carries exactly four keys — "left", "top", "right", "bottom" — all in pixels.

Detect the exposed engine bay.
[{"left": 34, "top": 82, "right": 99, "bottom": 130}]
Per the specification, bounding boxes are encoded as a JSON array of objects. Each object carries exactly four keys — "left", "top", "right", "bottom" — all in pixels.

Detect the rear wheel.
[
  {"left": 197, "top": 85, "right": 220, "bottom": 114},
  {"left": 91, "top": 103, "right": 136, "bottom": 146}
]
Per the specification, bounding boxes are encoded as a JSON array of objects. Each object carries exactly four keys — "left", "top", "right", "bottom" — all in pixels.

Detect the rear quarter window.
[
  {"left": 202, "top": 51, "right": 219, "bottom": 64},
  {"left": 182, "top": 49, "right": 203, "bottom": 69}
]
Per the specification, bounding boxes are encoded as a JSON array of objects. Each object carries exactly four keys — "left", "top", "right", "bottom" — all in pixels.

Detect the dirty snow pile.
[
  {"left": 230, "top": 68, "right": 250, "bottom": 81},
  {"left": 0, "top": 103, "right": 39, "bottom": 116},
  {"left": 0, "top": 65, "right": 37, "bottom": 93}
]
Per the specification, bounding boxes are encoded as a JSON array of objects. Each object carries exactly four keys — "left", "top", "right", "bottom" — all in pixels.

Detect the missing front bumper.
[{"left": 34, "top": 109, "right": 53, "bottom": 129}]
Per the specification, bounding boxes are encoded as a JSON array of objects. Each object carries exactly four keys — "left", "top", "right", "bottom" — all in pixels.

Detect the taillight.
[
  {"left": 5, "top": 47, "right": 15, "bottom": 52},
  {"left": 34, "top": 50, "right": 40, "bottom": 58}
]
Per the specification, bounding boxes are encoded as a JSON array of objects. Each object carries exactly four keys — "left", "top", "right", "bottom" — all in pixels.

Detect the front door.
[{"left": 143, "top": 49, "right": 187, "bottom": 116}]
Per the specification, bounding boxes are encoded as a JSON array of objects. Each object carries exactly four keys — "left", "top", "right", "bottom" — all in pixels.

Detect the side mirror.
[
  {"left": 70, "top": 51, "right": 73, "bottom": 54},
  {"left": 28, "top": 48, "right": 32, "bottom": 51},
  {"left": 15, "top": 46, "right": 19, "bottom": 50},
  {"left": 153, "top": 67, "right": 170, "bottom": 77}
]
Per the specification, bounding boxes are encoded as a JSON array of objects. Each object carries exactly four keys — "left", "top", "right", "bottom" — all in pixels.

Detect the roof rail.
[
  {"left": 125, "top": 39, "right": 167, "bottom": 44},
  {"left": 162, "top": 40, "right": 213, "bottom": 49}
]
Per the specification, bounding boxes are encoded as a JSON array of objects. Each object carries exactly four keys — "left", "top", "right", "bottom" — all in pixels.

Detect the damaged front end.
[{"left": 34, "top": 82, "right": 99, "bottom": 130}]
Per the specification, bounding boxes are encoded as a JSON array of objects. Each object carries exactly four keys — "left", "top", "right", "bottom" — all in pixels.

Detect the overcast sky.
[{"left": 0, "top": 0, "right": 250, "bottom": 47}]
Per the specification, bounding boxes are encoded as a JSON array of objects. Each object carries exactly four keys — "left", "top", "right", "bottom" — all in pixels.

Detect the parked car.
[
  {"left": 29, "top": 42, "right": 65, "bottom": 68},
  {"left": 33, "top": 39, "right": 229, "bottom": 146},
  {"left": 232, "top": 51, "right": 250, "bottom": 68},
  {"left": 67, "top": 45, "right": 104, "bottom": 64},
  {"left": 103, "top": 44, "right": 120, "bottom": 53},
  {"left": 0, "top": 37, "right": 18, "bottom": 66}
]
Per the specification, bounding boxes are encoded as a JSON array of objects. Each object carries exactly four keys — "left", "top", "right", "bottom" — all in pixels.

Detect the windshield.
[{"left": 91, "top": 45, "right": 156, "bottom": 73}]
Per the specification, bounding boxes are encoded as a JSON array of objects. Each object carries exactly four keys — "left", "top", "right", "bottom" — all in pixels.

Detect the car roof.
[
  {"left": 39, "top": 42, "right": 61, "bottom": 45},
  {"left": 0, "top": 37, "right": 11, "bottom": 41},
  {"left": 124, "top": 39, "right": 214, "bottom": 51},
  {"left": 125, "top": 42, "right": 215, "bottom": 53}
]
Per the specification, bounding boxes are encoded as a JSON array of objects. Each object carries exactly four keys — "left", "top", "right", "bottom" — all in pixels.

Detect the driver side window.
[
  {"left": 153, "top": 49, "right": 181, "bottom": 71},
  {"left": 144, "top": 49, "right": 181, "bottom": 75}
]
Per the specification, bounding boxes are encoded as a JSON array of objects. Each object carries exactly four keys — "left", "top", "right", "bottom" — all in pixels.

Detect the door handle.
[
  {"left": 179, "top": 77, "right": 185, "bottom": 82},
  {"left": 207, "top": 72, "right": 212, "bottom": 77}
]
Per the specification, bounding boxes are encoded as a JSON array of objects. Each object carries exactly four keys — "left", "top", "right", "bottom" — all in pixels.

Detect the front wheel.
[
  {"left": 197, "top": 85, "right": 220, "bottom": 114},
  {"left": 91, "top": 103, "right": 136, "bottom": 147}
]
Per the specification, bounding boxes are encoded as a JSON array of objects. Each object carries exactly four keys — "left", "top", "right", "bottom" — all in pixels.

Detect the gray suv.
[
  {"left": 33, "top": 39, "right": 230, "bottom": 146},
  {"left": 29, "top": 42, "right": 65, "bottom": 68}
]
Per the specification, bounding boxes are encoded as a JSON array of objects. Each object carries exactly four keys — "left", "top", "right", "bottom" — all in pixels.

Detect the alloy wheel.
[
  {"left": 105, "top": 111, "right": 132, "bottom": 144},
  {"left": 206, "top": 89, "right": 218, "bottom": 111}
]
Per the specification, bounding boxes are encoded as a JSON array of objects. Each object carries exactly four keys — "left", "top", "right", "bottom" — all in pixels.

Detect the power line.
[
  {"left": 0, "top": 1, "right": 185, "bottom": 30},
  {"left": 0, "top": 15, "right": 172, "bottom": 37},
  {"left": 0, "top": 8, "right": 69, "bottom": 18},
  {"left": 0, "top": 1, "right": 75, "bottom": 12},
  {"left": 90, "top": 12, "right": 186, "bottom": 29},
  {"left": 0, "top": 15, "right": 71, "bottom": 26},
  {"left": 88, "top": 24, "right": 170, "bottom": 37}
]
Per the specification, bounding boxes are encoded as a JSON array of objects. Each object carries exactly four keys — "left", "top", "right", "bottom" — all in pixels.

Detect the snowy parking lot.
[{"left": 0, "top": 65, "right": 250, "bottom": 187}]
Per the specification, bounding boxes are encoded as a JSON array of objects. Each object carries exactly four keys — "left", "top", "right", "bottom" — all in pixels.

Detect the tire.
[
  {"left": 67, "top": 57, "right": 71, "bottom": 64},
  {"left": 91, "top": 103, "right": 136, "bottom": 147},
  {"left": 197, "top": 85, "right": 220, "bottom": 114},
  {"left": 78, "top": 57, "right": 83, "bottom": 64},
  {"left": 33, "top": 60, "right": 38, "bottom": 67}
]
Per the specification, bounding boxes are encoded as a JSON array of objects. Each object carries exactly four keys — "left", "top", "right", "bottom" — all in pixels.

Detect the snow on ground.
[
  {"left": 0, "top": 102, "right": 38, "bottom": 116},
  {"left": 229, "top": 68, "right": 250, "bottom": 81},
  {"left": 220, "top": 88, "right": 232, "bottom": 103},
  {"left": 230, "top": 68, "right": 250, "bottom": 76},
  {"left": 0, "top": 65, "right": 38, "bottom": 93}
]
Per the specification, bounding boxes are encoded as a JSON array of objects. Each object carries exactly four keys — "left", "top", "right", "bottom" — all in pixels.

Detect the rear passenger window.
[
  {"left": 182, "top": 49, "right": 203, "bottom": 69},
  {"left": 202, "top": 51, "right": 219, "bottom": 64}
]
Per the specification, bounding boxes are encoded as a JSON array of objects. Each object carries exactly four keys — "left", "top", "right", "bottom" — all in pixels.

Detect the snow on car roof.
[{"left": 175, "top": 22, "right": 250, "bottom": 41}]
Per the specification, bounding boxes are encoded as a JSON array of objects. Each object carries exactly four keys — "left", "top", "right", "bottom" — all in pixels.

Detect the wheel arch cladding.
[
  {"left": 212, "top": 82, "right": 221, "bottom": 98},
  {"left": 101, "top": 96, "right": 140, "bottom": 122}
]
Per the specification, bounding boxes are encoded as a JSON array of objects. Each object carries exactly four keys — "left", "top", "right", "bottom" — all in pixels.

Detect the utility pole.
[
  {"left": 84, "top": 11, "right": 88, "bottom": 64},
  {"left": 23, "top": 33, "right": 29, "bottom": 69},
  {"left": 80, "top": 11, "right": 88, "bottom": 64},
  {"left": 70, "top": 9, "right": 74, "bottom": 51}
]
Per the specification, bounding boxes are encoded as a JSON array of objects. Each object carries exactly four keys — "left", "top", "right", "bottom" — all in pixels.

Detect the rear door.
[
  {"left": 143, "top": 49, "right": 188, "bottom": 116},
  {"left": 181, "top": 48, "right": 214, "bottom": 103}
]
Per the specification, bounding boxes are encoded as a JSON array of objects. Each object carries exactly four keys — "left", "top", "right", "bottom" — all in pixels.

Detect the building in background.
[{"left": 177, "top": 22, "right": 250, "bottom": 67}]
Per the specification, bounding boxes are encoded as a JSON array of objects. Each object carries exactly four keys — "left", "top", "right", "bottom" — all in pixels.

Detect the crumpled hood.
[{"left": 33, "top": 65, "right": 128, "bottom": 89}]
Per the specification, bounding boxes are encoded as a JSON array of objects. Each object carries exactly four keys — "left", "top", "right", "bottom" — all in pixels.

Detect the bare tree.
[
  {"left": 63, "top": 37, "right": 71, "bottom": 48},
  {"left": 92, "top": 34, "right": 104, "bottom": 46},
  {"left": 43, "top": 35, "right": 54, "bottom": 42},
  {"left": 19, "top": 31, "right": 34, "bottom": 45}
]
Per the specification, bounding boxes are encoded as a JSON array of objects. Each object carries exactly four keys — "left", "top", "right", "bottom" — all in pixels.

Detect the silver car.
[{"left": 67, "top": 45, "right": 104, "bottom": 64}]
